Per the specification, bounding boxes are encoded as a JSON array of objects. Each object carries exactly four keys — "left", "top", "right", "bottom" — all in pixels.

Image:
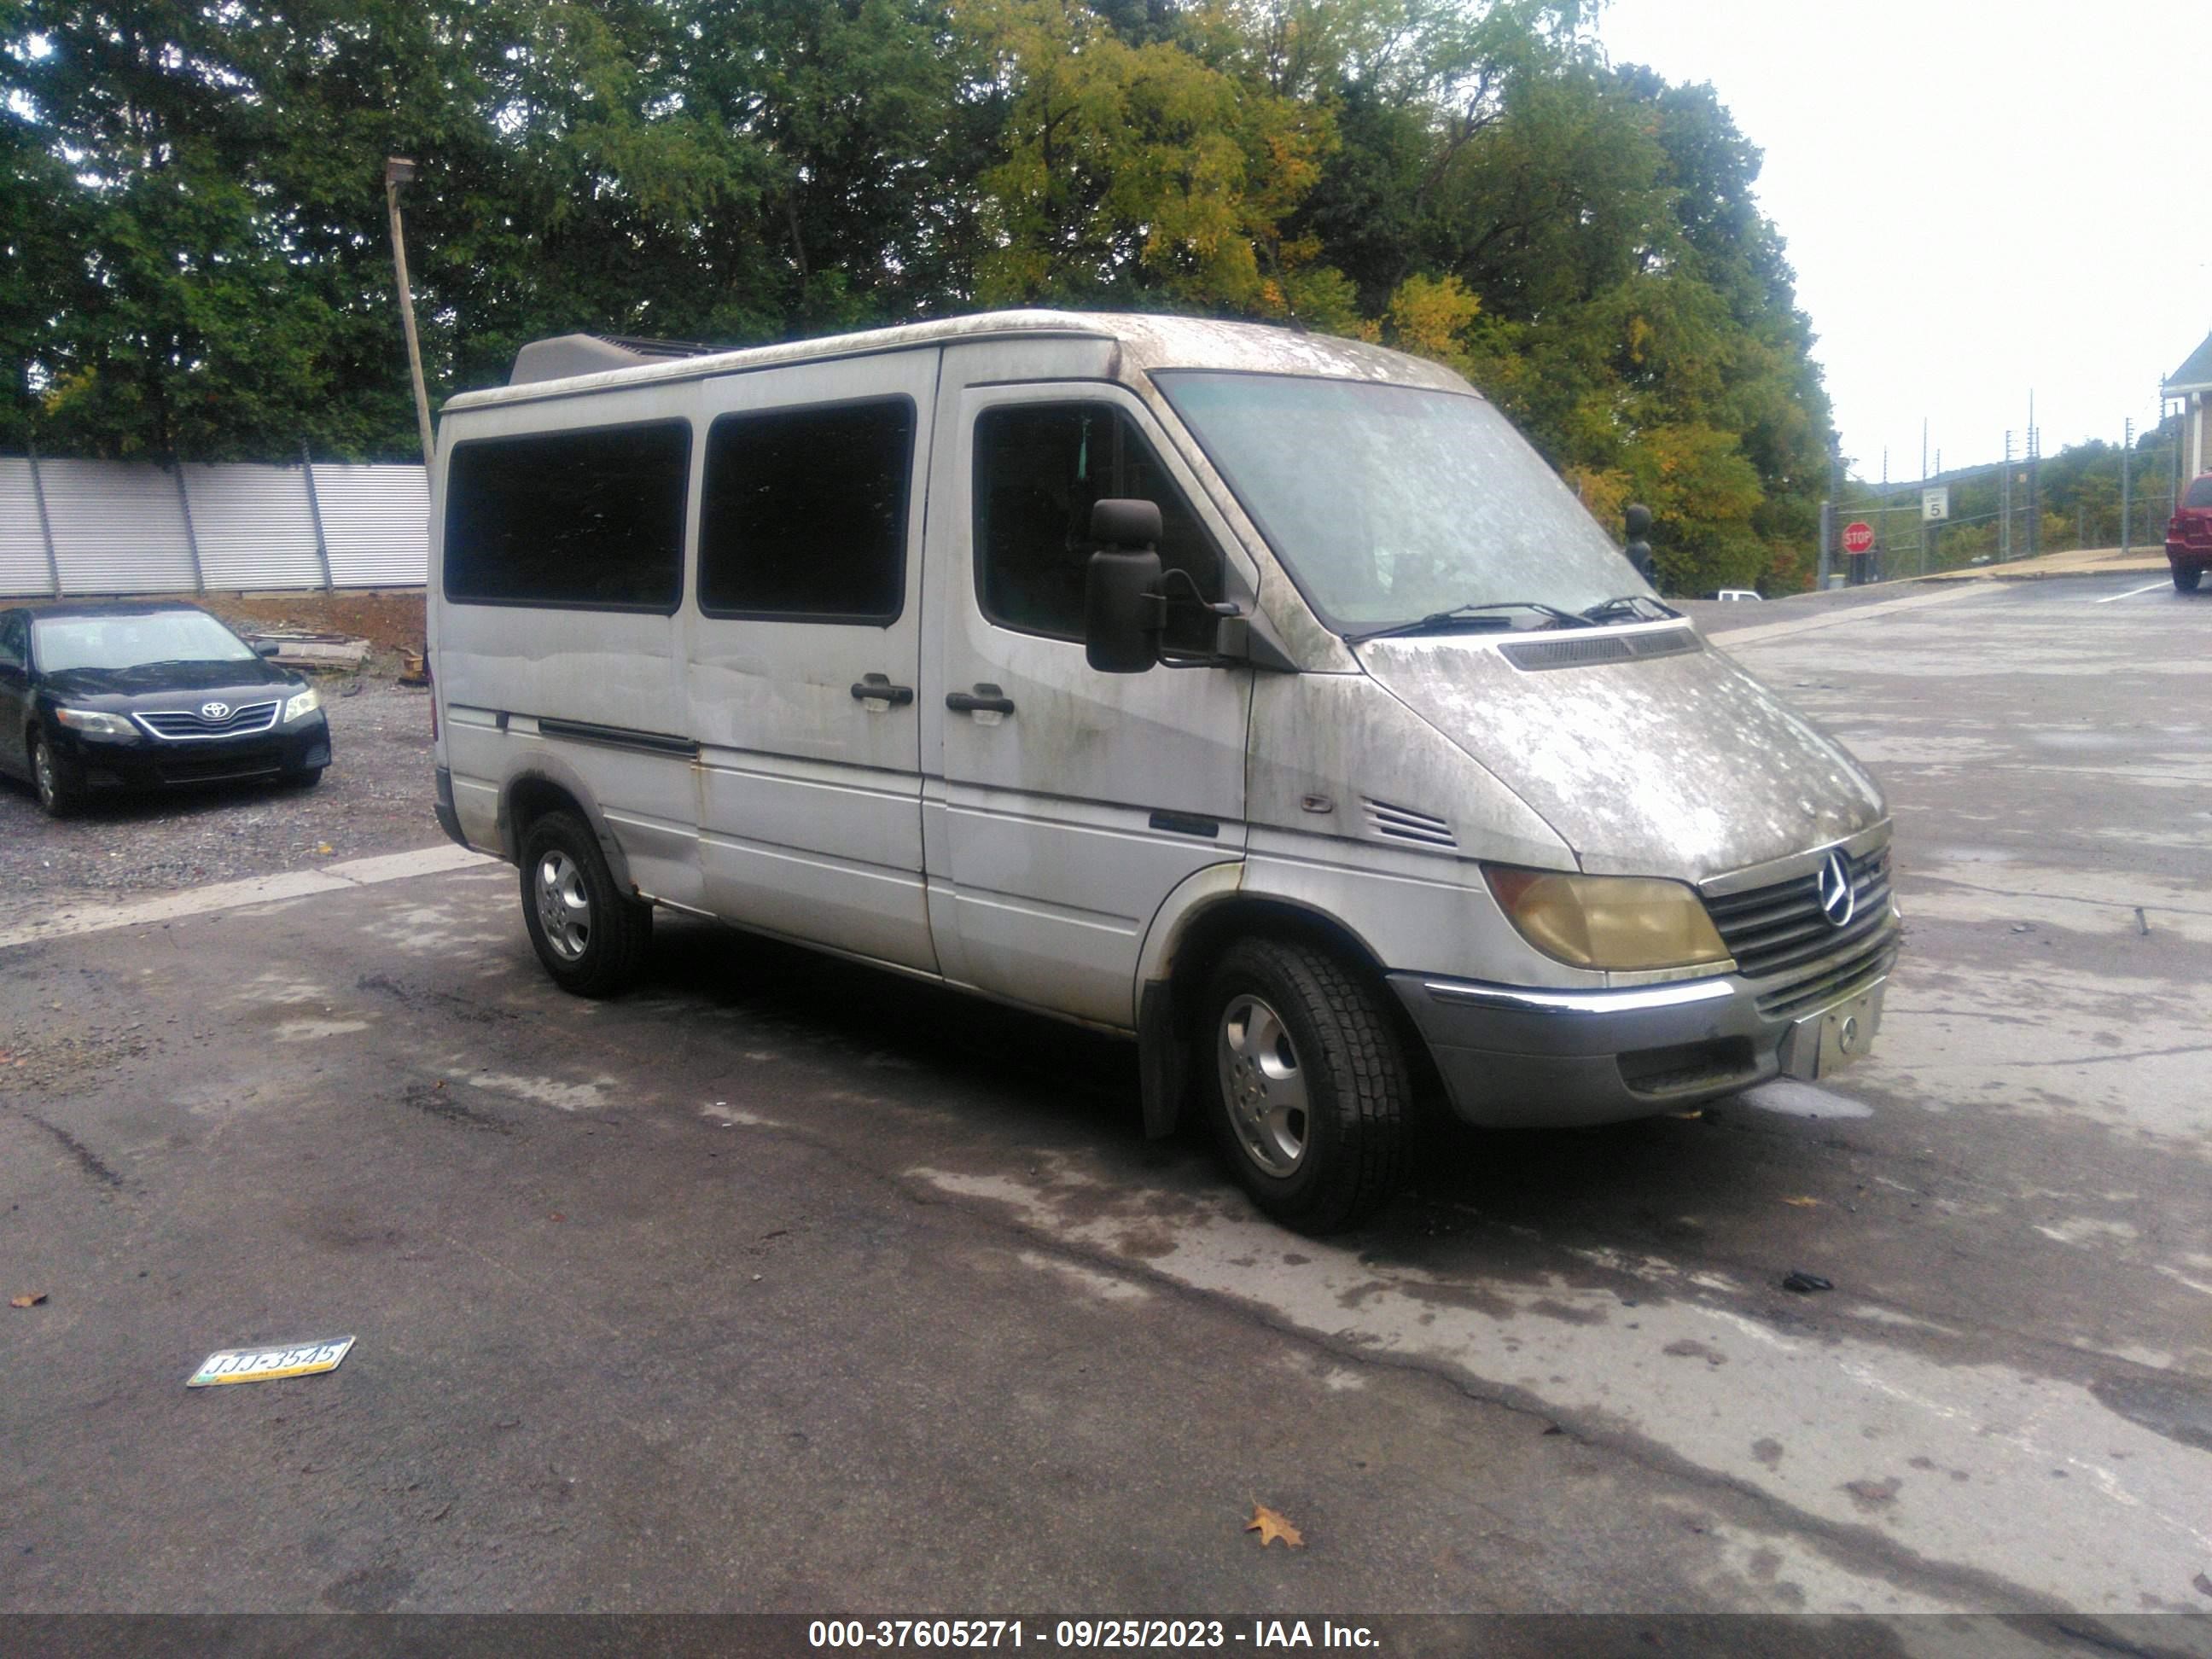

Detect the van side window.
[
  {"left": 444, "top": 422, "right": 690, "bottom": 611},
  {"left": 973, "top": 404, "right": 1222, "bottom": 645},
  {"left": 698, "top": 399, "right": 914, "bottom": 623}
]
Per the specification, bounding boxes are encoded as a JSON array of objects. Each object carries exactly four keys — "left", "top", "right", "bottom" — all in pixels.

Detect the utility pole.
[
  {"left": 2027, "top": 393, "right": 2040, "bottom": 561},
  {"left": 1918, "top": 418, "right": 1929, "bottom": 577},
  {"left": 2000, "top": 431, "right": 2013, "bottom": 562},
  {"left": 2122, "top": 416, "right": 2133, "bottom": 555},
  {"left": 384, "top": 156, "right": 436, "bottom": 466}
]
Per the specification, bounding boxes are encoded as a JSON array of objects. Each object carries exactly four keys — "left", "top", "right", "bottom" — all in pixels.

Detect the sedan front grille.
[
  {"left": 1704, "top": 844, "right": 1899, "bottom": 1013},
  {"left": 135, "top": 700, "right": 281, "bottom": 742}
]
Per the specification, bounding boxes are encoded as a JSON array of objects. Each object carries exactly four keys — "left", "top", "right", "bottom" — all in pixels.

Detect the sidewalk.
[{"left": 1916, "top": 543, "right": 2168, "bottom": 582}]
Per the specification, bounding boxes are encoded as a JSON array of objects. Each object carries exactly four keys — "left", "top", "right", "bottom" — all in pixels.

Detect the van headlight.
[
  {"left": 53, "top": 707, "right": 137, "bottom": 738},
  {"left": 283, "top": 686, "right": 322, "bottom": 723},
  {"left": 1483, "top": 866, "right": 1732, "bottom": 971}
]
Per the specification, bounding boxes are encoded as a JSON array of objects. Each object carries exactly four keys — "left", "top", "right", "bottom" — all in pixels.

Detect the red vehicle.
[{"left": 2170, "top": 474, "right": 2212, "bottom": 591}]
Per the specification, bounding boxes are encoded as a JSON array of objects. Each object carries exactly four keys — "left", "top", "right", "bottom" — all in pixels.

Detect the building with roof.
[{"left": 2164, "top": 329, "right": 2212, "bottom": 480}]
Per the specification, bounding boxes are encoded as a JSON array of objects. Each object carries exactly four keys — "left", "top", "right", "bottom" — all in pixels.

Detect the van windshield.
[{"left": 1154, "top": 371, "right": 1648, "bottom": 635}]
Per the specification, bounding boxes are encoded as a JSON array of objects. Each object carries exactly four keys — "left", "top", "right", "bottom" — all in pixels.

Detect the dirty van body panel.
[
  {"left": 1356, "top": 629, "right": 1886, "bottom": 883},
  {"left": 432, "top": 385, "right": 700, "bottom": 907},
  {"left": 925, "top": 349, "right": 1260, "bottom": 1029},
  {"left": 431, "top": 309, "right": 1905, "bottom": 1221},
  {"left": 685, "top": 350, "right": 939, "bottom": 973}
]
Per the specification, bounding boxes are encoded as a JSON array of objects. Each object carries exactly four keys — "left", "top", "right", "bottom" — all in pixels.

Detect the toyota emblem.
[
  {"left": 201, "top": 701, "right": 230, "bottom": 721},
  {"left": 1816, "top": 851, "right": 1855, "bottom": 928}
]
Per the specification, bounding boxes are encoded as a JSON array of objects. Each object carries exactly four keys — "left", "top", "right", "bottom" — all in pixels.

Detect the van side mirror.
[
  {"left": 1085, "top": 498, "right": 1164, "bottom": 673},
  {"left": 1622, "top": 502, "right": 1656, "bottom": 585}
]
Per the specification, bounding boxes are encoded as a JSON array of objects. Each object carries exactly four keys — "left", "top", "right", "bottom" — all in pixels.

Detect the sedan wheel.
[{"left": 31, "top": 736, "right": 79, "bottom": 818}]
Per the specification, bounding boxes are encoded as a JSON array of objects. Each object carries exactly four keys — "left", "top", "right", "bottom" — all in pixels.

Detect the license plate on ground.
[
  {"left": 187, "top": 1336, "right": 354, "bottom": 1388},
  {"left": 1781, "top": 986, "right": 1883, "bottom": 1081}
]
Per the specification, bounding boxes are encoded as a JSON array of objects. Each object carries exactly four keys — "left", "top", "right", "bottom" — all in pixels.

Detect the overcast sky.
[{"left": 1597, "top": 0, "right": 2212, "bottom": 481}]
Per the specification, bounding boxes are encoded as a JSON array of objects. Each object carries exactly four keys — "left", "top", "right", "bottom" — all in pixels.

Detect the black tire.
[
  {"left": 2174, "top": 563, "right": 2203, "bottom": 594},
  {"left": 282, "top": 765, "right": 324, "bottom": 789},
  {"left": 30, "top": 732, "right": 81, "bottom": 818},
  {"left": 1202, "top": 937, "right": 1410, "bottom": 1233},
  {"left": 518, "top": 808, "right": 652, "bottom": 997}
]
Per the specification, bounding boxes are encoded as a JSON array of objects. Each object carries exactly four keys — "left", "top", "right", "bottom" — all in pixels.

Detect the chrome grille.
[
  {"left": 1755, "top": 932, "right": 1897, "bottom": 1022},
  {"left": 1705, "top": 844, "right": 1897, "bottom": 1004},
  {"left": 134, "top": 700, "right": 281, "bottom": 741}
]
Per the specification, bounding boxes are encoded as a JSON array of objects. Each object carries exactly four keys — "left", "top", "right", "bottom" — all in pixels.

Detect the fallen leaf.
[
  {"left": 2194, "top": 1571, "right": 2212, "bottom": 1598},
  {"left": 316, "top": 842, "right": 334, "bottom": 855},
  {"left": 1781, "top": 1196, "right": 1820, "bottom": 1208},
  {"left": 10, "top": 1293, "right": 47, "bottom": 1308},
  {"left": 1246, "top": 1502, "right": 1304, "bottom": 1549}
]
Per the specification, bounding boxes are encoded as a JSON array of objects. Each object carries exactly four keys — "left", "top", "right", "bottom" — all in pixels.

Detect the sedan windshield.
[
  {"left": 32, "top": 611, "right": 257, "bottom": 673},
  {"left": 1154, "top": 371, "right": 1649, "bottom": 635}
]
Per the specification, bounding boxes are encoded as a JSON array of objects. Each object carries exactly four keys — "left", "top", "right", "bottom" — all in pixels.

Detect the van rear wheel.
[
  {"left": 519, "top": 810, "right": 652, "bottom": 997},
  {"left": 1203, "top": 938, "right": 1410, "bottom": 1233}
]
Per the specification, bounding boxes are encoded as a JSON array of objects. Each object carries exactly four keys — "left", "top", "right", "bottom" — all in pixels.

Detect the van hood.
[{"left": 1356, "top": 628, "right": 1885, "bottom": 882}]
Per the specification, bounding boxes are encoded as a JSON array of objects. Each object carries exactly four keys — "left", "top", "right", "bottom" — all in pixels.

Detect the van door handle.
[
  {"left": 850, "top": 673, "right": 915, "bottom": 706},
  {"left": 946, "top": 684, "right": 1016, "bottom": 715}
]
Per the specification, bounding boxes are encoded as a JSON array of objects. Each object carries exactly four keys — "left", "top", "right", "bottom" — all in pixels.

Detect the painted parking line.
[
  {"left": 2093, "top": 580, "right": 2171, "bottom": 604},
  {"left": 0, "top": 842, "right": 496, "bottom": 952},
  {"left": 1708, "top": 583, "right": 1981, "bottom": 647}
]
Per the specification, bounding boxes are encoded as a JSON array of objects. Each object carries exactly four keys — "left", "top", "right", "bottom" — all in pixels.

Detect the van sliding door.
[{"left": 685, "top": 350, "right": 938, "bottom": 974}]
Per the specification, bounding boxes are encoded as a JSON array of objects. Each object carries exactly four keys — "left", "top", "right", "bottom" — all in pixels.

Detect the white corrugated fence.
[{"left": 0, "top": 454, "right": 427, "bottom": 597}]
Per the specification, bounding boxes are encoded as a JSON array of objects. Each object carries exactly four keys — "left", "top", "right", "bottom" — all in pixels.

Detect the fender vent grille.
[
  {"left": 1500, "top": 626, "right": 1702, "bottom": 672},
  {"left": 1362, "top": 798, "right": 1457, "bottom": 849}
]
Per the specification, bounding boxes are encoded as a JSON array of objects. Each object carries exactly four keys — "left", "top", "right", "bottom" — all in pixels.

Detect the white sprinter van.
[{"left": 428, "top": 311, "right": 1898, "bottom": 1231}]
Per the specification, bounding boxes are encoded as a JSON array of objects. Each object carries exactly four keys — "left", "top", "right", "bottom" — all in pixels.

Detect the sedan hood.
[
  {"left": 1357, "top": 627, "right": 1885, "bottom": 882},
  {"left": 42, "top": 658, "right": 295, "bottom": 707}
]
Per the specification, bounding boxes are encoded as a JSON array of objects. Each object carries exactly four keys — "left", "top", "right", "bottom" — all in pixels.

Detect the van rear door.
[{"left": 685, "top": 351, "right": 938, "bottom": 973}]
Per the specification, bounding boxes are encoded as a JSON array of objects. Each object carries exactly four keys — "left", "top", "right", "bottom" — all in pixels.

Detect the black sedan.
[{"left": 0, "top": 602, "right": 334, "bottom": 816}]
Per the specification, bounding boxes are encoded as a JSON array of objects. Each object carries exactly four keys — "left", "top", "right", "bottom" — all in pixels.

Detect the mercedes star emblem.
[{"left": 1817, "top": 851, "right": 1855, "bottom": 928}]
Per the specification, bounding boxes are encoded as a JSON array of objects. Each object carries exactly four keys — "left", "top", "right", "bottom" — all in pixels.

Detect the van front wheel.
[
  {"left": 1204, "top": 939, "right": 1410, "bottom": 1233},
  {"left": 519, "top": 810, "right": 652, "bottom": 997}
]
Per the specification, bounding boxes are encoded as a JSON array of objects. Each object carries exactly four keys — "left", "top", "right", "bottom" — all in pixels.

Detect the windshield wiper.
[
  {"left": 1579, "top": 594, "right": 1680, "bottom": 625},
  {"left": 1347, "top": 600, "right": 1592, "bottom": 645}
]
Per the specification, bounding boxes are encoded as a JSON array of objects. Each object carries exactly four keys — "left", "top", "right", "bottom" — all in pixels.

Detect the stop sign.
[{"left": 1842, "top": 521, "right": 1875, "bottom": 556}]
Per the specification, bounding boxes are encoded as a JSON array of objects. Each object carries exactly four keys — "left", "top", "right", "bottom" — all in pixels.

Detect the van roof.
[{"left": 441, "top": 309, "right": 1468, "bottom": 414}]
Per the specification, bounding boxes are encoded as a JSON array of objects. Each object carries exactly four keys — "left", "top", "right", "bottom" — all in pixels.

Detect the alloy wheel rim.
[
  {"left": 1216, "top": 992, "right": 1309, "bottom": 1177},
  {"left": 34, "top": 743, "right": 55, "bottom": 808},
  {"left": 534, "top": 850, "right": 592, "bottom": 961}
]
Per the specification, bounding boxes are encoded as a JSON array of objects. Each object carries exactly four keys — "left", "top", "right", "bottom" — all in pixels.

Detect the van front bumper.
[{"left": 1388, "top": 951, "right": 1895, "bottom": 1128}]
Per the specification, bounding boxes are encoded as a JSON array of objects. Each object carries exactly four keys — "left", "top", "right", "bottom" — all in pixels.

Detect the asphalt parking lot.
[{"left": 3, "top": 574, "right": 2209, "bottom": 1633}]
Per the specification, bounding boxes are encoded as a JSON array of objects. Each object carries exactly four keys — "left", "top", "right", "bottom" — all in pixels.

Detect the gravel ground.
[{"left": 0, "top": 677, "right": 446, "bottom": 931}]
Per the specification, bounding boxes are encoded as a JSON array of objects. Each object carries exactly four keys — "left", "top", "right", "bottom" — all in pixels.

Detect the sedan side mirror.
[
  {"left": 254, "top": 641, "right": 282, "bottom": 658},
  {"left": 1085, "top": 498, "right": 1164, "bottom": 673}
]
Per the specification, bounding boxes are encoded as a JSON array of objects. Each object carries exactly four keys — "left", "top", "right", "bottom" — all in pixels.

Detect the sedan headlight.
[
  {"left": 53, "top": 707, "right": 137, "bottom": 738},
  {"left": 1484, "top": 866, "right": 1732, "bottom": 971},
  {"left": 283, "top": 686, "right": 322, "bottom": 723}
]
